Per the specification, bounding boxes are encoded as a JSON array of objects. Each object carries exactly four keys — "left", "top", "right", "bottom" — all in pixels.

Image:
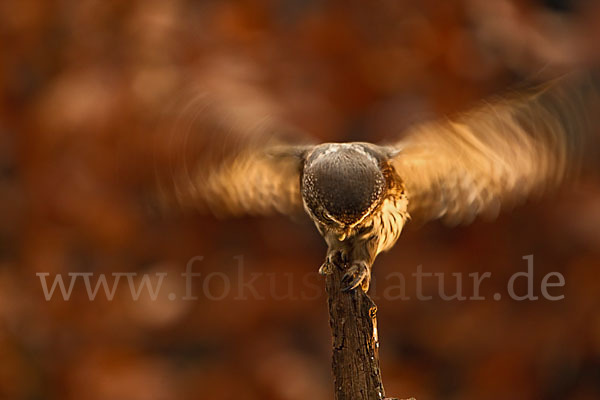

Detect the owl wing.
[
  {"left": 155, "top": 61, "right": 315, "bottom": 217},
  {"left": 162, "top": 108, "right": 313, "bottom": 217},
  {"left": 389, "top": 73, "right": 599, "bottom": 225},
  {"left": 178, "top": 137, "right": 312, "bottom": 217}
]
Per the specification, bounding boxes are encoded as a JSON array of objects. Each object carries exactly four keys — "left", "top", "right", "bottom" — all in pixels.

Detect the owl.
[{"left": 161, "top": 71, "right": 599, "bottom": 292}]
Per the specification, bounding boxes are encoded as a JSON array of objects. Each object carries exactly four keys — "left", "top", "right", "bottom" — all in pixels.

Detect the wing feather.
[
  {"left": 198, "top": 139, "right": 310, "bottom": 216},
  {"left": 391, "top": 73, "right": 599, "bottom": 225},
  {"left": 155, "top": 61, "right": 314, "bottom": 217}
]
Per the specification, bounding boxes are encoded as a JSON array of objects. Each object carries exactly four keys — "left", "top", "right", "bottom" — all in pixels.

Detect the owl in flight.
[{"left": 163, "top": 70, "right": 598, "bottom": 292}]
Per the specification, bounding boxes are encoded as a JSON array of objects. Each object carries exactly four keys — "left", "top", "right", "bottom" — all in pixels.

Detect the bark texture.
[{"left": 325, "top": 256, "right": 400, "bottom": 400}]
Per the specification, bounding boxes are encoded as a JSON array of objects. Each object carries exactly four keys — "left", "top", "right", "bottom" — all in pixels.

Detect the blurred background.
[{"left": 2, "top": 0, "right": 600, "bottom": 399}]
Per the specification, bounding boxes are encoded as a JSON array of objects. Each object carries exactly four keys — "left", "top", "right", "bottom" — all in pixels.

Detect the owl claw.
[
  {"left": 319, "top": 262, "right": 333, "bottom": 275},
  {"left": 319, "top": 249, "right": 348, "bottom": 275},
  {"left": 341, "top": 261, "right": 370, "bottom": 292}
]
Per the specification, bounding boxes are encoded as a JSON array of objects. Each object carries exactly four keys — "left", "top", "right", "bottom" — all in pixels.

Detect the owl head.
[{"left": 301, "top": 143, "right": 388, "bottom": 231}]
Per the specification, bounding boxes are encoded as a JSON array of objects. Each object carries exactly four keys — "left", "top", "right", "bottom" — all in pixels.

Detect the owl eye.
[
  {"left": 319, "top": 212, "right": 342, "bottom": 226},
  {"left": 320, "top": 213, "right": 333, "bottom": 223}
]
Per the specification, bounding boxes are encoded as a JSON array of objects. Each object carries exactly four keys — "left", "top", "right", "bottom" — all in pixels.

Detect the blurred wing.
[
  {"left": 390, "top": 73, "right": 599, "bottom": 225},
  {"left": 155, "top": 59, "right": 315, "bottom": 217},
  {"left": 195, "top": 139, "right": 311, "bottom": 217}
]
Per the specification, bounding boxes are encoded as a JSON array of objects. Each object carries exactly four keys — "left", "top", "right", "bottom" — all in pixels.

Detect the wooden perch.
[{"left": 325, "top": 256, "right": 408, "bottom": 400}]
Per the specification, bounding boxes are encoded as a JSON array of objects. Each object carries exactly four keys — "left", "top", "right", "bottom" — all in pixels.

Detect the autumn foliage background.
[{"left": 1, "top": 1, "right": 600, "bottom": 399}]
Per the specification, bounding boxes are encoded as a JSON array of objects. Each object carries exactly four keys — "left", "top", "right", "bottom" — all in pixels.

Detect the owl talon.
[
  {"left": 319, "top": 262, "right": 333, "bottom": 275},
  {"left": 320, "top": 249, "right": 348, "bottom": 275},
  {"left": 341, "top": 261, "right": 370, "bottom": 292}
]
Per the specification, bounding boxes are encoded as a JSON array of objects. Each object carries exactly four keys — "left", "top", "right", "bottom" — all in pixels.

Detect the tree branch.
[{"left": 325, "top": 256, "right": 406, "bottom": 400}]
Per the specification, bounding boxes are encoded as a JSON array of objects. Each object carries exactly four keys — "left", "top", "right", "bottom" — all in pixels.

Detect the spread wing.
[
  {"left": 390, "top": 73, "right": 599, "bottom": 225},
  {"left": 173, "top": 130, "right": 312, "bottom": 217},
  {"left": 154, "top": 61, "right": 314, "bottom": 217}
]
